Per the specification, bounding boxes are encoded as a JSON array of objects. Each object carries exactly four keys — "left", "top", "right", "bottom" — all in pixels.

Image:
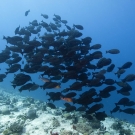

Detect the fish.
[
  {"left": 86, "top": 104, "right": 104, "bottom": 114},
  {"left": 47, "top": 92, "right": 61, "bottom": 102},
  {"left": 54, "top": 14, "right": 61, "bottom": 20},
  {"left": 115, "top": 98, "right": 130, "bottom": 106},
  {"left": 125, "top": 101, "right": 135, "bottom": 107},
  {"left": 97, "top": 57, "right": 112, "bottom": 69},
  {"left": 76, "top": 106, "right": 86, "bottom": 111},
  {"left": 103, "top": 79, "right": 115, "bottom": 85},
  {"left": 6, "top": 64, "right": 21, "bottom": 74},
  {"left": 110, "top": 106, "right": 120, "bottom": 114},
  {"left": 46, "top": 102, "right": 56, "bottom": 109},
  {"left": 122, "top": 74, "right": 135, "bottom": 82},
  {"left": 19, "top": 83, "right": 34, "bottom": 92},
  {"left": 41, "top": 14, "right": 48, "bottom": 19},
  {"left": 63, "top": 103, "right": 76, "bottom": 112},
  {"left": 39, "top": 75, "right": 51, "bottom": 82},
  {"left": 90, "top": 44, "right": 101, "bottom": 50},
  {"left": 106, "top": 49, "right": 120, "bottom": 54},
  {"left": 61, "top": 20, "right": 68, "bottom": 24},
  {"left": 15, "top": 25, "right": 20, "bottom": 35},
  {"left": 95, "top": 111, "right": 107, "bottom": 120},
  {"left": 62, "top": 92, "right": 76, "bottom": 98},
  {"left": 119, "top": 108, "right": 135, "bottom": 115},
  {"left": 107, "top": 64, "right": 115, "bottom": 72},
  {"left": 73, "top": 24, "right": 83, "bottom": 30},
  {"left": 25, "top": 10, "right": 30, "bottom": 16},
  {"left": 61, "top": 97, "right": 73, "bottom": 102},
  {"left": 115, "top": 68, "right": 125, "bottom": 78},
  {"left": 118, "top": 62, "right": 132, "bottom": 70}
]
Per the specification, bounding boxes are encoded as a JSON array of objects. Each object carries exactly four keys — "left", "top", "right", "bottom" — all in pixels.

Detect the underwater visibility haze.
[{"left": 0, "top": 0, "right": 135, "bottom": 123}]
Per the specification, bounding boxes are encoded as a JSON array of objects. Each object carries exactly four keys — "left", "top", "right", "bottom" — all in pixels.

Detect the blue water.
[{"left": 0, "top": 0, "right": 135, "bottom": 123}]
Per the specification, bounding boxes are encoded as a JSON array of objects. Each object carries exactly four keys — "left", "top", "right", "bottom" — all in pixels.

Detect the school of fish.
[{"left": 0, "top": 10, "right": 135, "bottom": 121}]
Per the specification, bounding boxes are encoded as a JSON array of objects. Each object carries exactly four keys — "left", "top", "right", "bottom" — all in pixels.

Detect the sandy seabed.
[{"left": 0, "top": 88, "right": 135, "bottom": 135}]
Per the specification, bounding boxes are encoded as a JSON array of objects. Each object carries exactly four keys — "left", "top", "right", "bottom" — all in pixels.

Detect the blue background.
[{"left": 0, "top": 0, "right": 135, "bottom": 123}]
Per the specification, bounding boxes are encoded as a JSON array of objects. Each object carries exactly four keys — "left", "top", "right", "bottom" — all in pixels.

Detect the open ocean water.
[{"left": 0, "top": 0, "right": 135, "bottom": 124}]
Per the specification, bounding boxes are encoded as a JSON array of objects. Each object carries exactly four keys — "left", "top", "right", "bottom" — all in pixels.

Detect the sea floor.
[{"left": 0, "top": 88, "right": 135, "bottom": 135}]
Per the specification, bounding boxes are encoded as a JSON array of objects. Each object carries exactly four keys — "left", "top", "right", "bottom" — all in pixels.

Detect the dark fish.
[
  {"left": 80, "top": 88, "right": 97, "bottom": 99},
  {"left": 15, "top": 25, "right": 20, "bottom": 35},
  {"left": 65, "top": 25, "right": 71, "bottom": 30},
  {"left": 63, "top": 103, "right": 76, "bottom": 112},
  {"left": 46, "top": 102, "right": 56, "bottom": 109},
  {"left": 41, "top": 14, "right": 48, "bottom": 19},
  {"left": 117, "top": 91, "right": 130, "bottom": 96},
  {"left": 29, "top": 83, "right": 39, "bottom": 91},
  {"left": 100, "top": 86, "right": 116, "bottom": 93},
  {"left": 110, "top": 106, "right": 120, "bottom": 114},
  {"left": 77, "top": 73, "right": 88, "bottom": 81},
  {"left": 118, "top": 62, "right": 132, "bottom": 70},
  {"left": 54, "top": 14, "right": 61, "bottom": 20},
  {"left": 6, "top": 64, "right": 21, "bottom": 74},
  {"left": 82, "top": 114, "right": 93, "bottom": 120},
  {"left": 115, "top": 69, "right": 125, "bottom": 75},
  {"left": 82, "top": 37, "right": 92, "bottom": 45},
  {"left": 68, "top": 82, "right": 82, "bottom": 91},
  {"left": 99, "top": 91, "right": 110, "bottom": 98},
  {"left": 86, "top": 104, "right": 104, "bottom": 114},
  {"left": 73, "top": 24, "right": 83, "bottom": 30},
  {"left": 62, "top": 92, "right": 76, "bottom": 98},
  {"left": 61, "top": 20, "right": 68, "bottom": 24},
  {"left": 93, "top": 97, "right": 102, "bottom": 102},
  {"left": 97, "top": 57, "right": 112, "bottom": 69},
  {"left": 47, "top": 92, "right": 61, "bottom": 102},
  {"left": 115, "top": 69, "right": 125, "bottom": 78},
  {"left": 106, "top": 49, "right": 120, "bottom": 54},
  {"left": 122, "top": 74, "right": 135, "bottom": 82},
  {"left": 74, "top": 96, "right": 94, "bottom": 106},
  {"left": 115, "top": 98, "right": 130, "bottom": 106},
  {"left": 50, "top": 75, "right": 62, "bottom": 80},
  {"left": 6, "top": 46, "right": 22, "bottom": 54},
  {"left": 107, "top": 64, "right": 115, "bottom": 72},
  {"left": 76, "top": 106, "right": 86, "bottom": 111},
  {"left": 119, "top": 108, "right": 135, "bottom": 115},
  {"left": 3, "top": 36, "right": 23, "bottom": 45},
  {"left": 29, "top": 20, "right": 38, "bottom": 26},
  {"left": 87, "top": 63, "right": 97, "bottom": 70},
  {"left": 42, "top": 82, "right": 61, "bottom": 90},
  {"left": 11, "top": 73, "right": 31, "bottom": 88},
  {"left": 90, "top": 51, "right": 103, "bottom": 60},
  {"left": 61, "top": 78, "right": 69, "bottom": 83},
  {"left": 25, "top": 10, "right": 30, "bottom": 16},
  {"left": 11, "top": 53, "right": 19, "bottom": 58},
  {"left": 40, "top": 21, "right": 49, "bottom": 27},
  {"left": 117, "top": 84, "right": 132, "bottom": 92},
  {"left": 90, "top": 44, "right": 101, "bottom": 50},
  {"left": 92, "top": 73, "right": 105, "bottom": 80},
  {"left": 0, "top": 74, "right": 6, "bottom": 82},
  {"left": 125, "top": 101, "right": 135, "bottom": 107},
  {"left": 115, "top": 81, "right": 129, "bottom": 87},
  {"left": 88, "top": 78, "right": 103, "bottom": 87},
  {"left": 19, "top": 83, "right": 34, "bottom": 92},
  {"left": 95, "top": 111, "right": 107, "bottom": 120},
  {"left": 103, "top": 79, "right": 115, "bottom": 85}
]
